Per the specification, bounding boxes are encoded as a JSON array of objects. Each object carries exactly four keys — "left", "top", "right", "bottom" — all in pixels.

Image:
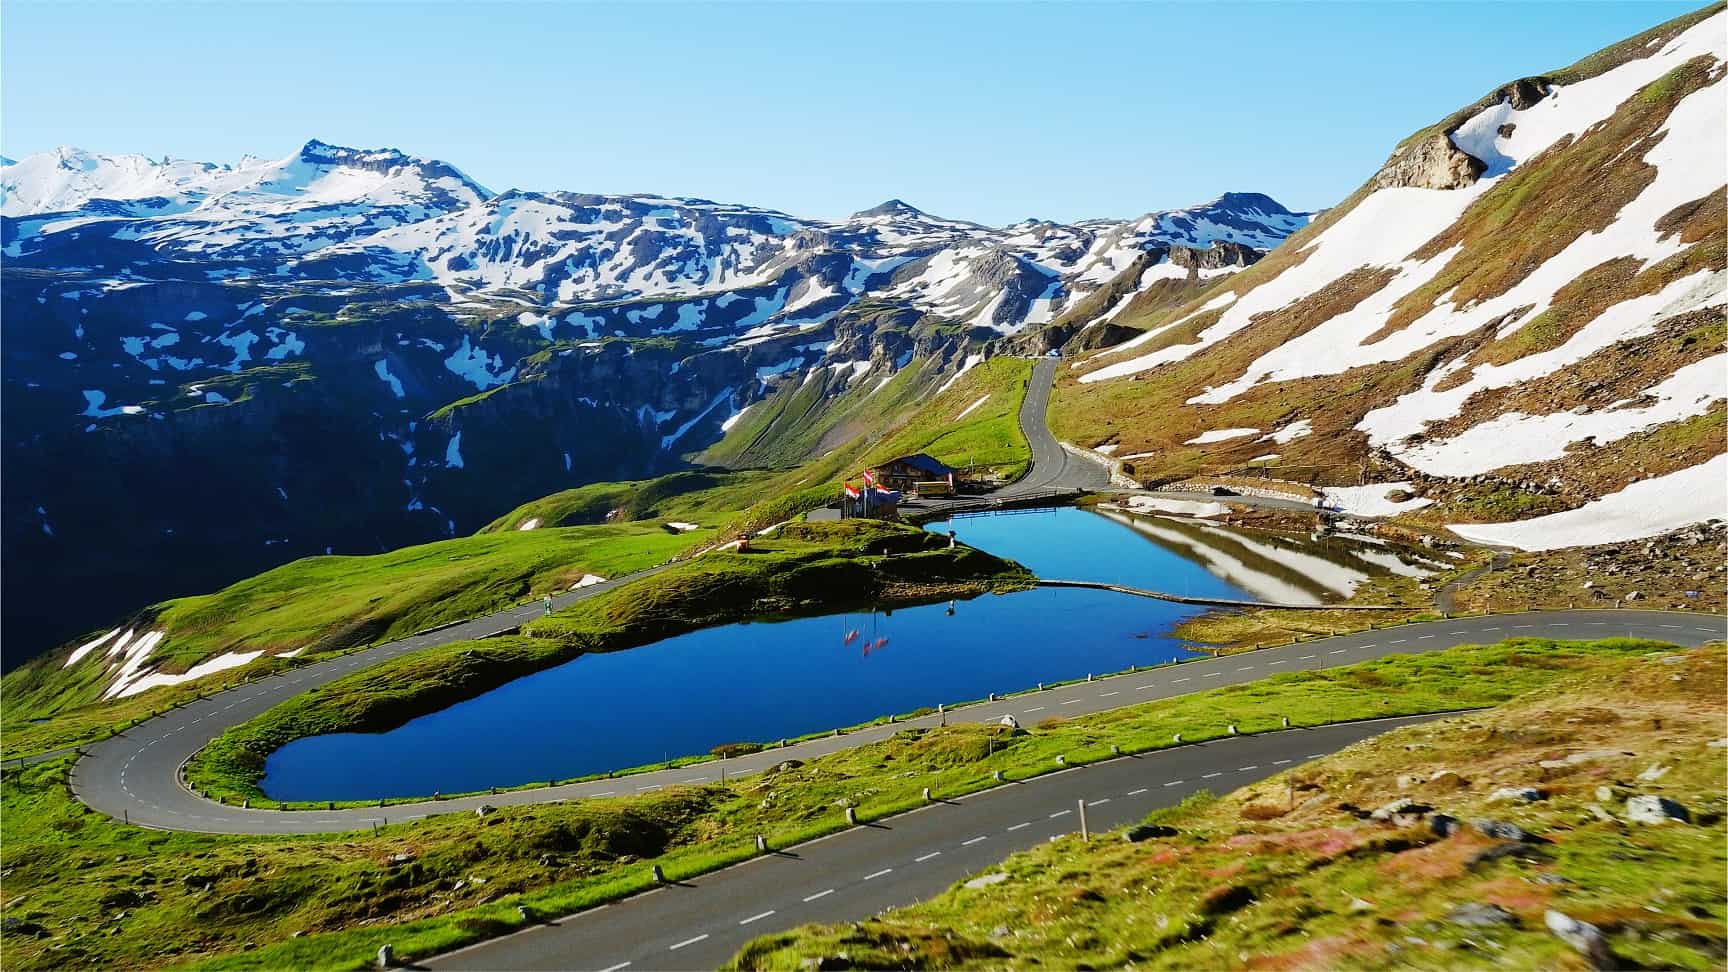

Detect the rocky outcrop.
[
  {"left": 1167, "top": 240, "right": 1263, "bottom": 272},
  {"left": 1372, "top": 131, "right": 1487, "bottom": 191},
  {"left": 1370, "top": 75, "right": 1548, "bottom": 194},
  {"left": 1501, "top": 77, "right": 1549, "bottom": 110}
]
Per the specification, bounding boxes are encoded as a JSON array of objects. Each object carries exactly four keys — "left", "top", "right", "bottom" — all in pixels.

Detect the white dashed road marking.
[
  {"left": 915, "top": 851, "right": 941, "bottom": 862},
  {"left": 864, "top": 868, "right": 893, "bottom": 880},
  {"left": 669, "top": 934, "right": 709, "bottom": 951},
  {"left": 804, "top": 889, "right": 834, "bottom": 902},
  {"left": 740, "top": 910, "right": 776, "bottom": 925}
]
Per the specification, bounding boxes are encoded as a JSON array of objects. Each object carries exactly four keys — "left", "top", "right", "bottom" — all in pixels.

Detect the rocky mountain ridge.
[{"left": 1054, "top": 3, "right": 1726, "bottom": 555}]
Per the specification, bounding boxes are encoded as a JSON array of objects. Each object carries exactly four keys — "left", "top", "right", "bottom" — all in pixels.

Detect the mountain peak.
[
  {"left": 297, "top": 139, "right": 406, "bottom": 164},
  {"left": 1203, "top": 191, "right": 1294, "bottom": 215},
  {"left": 290, "top": 139, "right": 491, "bottom": 200},
  {"left": 852, "top": 198, "right": 925, "bottom": 219}
]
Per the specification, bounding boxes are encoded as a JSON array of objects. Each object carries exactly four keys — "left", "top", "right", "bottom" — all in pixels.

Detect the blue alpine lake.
[{"left": 261, "top": 507, "right": 1438, "bottom": 799}]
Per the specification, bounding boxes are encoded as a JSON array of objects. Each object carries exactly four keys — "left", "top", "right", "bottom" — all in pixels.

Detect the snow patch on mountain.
[
  {"left": 935, "top": 353, "right": 985, "bottom": 397},
  {"left": 1449, "top": 454, "right": 1728, "bottom": 550},
  {"left": 1320, "top": 482, "right": 1434, "bottom": 517},
  {"left": 444, "top": 334, "right": 515, "bottom": 389},
  {"left": 374, "top": 359, "right": 406, "bottom": 398}
]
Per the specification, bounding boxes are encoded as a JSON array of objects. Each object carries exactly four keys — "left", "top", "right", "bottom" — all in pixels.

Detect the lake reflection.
[{"left": 262, "top": 506, "right": 1444, "bottom": 800}]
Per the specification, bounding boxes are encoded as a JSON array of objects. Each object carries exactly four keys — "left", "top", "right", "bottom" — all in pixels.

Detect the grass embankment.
[
  {"left": 732, "top": 642, "right": 1728, "bottom": 971},
  {"left": 185, "top": 520, "right": 1034, "bottom": 808},
  {"left": 477, "top": 469, "right": 775, "bottom": 534},
  {"left": 865, "top": 357, "right": 1036, "bottom": 483},
  {"left": 2, "top": 522, "right": 704, "bottom": 760},
  {"left": 2, "top": 637, "right": 1686, "bottom": 971}
]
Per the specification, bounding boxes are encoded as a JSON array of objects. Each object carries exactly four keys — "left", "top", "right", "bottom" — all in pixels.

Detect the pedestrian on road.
[{"left": 543, "top": 595, "right": 553, "bottom": 616}]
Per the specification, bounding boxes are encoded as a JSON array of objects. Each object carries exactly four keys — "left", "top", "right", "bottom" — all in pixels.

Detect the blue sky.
[{"left": 1, "top": 1, "right": 1701, "bottom": 224}]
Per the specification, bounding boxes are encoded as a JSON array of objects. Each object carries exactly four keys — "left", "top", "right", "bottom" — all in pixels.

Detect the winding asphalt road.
[
  {"left": 427, "top": 714, "right": 1448, "bottom": 971},
  {"left": 1004, "top": 356, "right": 1112, "bottom": 495},
  {"left": 70, "top": 609, "right": 1723, "bottom": 835}
]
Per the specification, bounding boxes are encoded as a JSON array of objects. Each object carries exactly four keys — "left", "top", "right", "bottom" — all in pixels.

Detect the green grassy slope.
[
  {"left": 0, "top": 637, "right": 1690, "bottom": 971},
  {"left": 699, "top": 359, "right": 936, "bottom": 470},
  {"left": 733, "top": 642, "right": 1727, "bottom": 971},
  {"left": 711, "top": 356, "right": 1039, "bottom": 538},
  {"left": 701, "top": 356, "right": 1035, "bottom": 480},
  {"left": 1, "top": 522, "right": 704, "bottom": 753},
  {"left": 475, "top": 470, "right": 770, "bottom": 533}
]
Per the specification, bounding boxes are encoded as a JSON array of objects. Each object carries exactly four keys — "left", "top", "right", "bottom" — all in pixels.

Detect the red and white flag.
[
  {"left": 843, "top": 482, "right": 860, "bottom": 498},
  {"left": 862, "top": 469, "right": 876, "bottom": 485}
]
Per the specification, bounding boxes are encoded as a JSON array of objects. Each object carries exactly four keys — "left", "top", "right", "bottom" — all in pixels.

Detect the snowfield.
[
  {"left": 1185, "top": 427, "right": 1259, "bottom": 445},
  {"left": 1448, "top": 454, "right": 1728, "bottom": 551},
  {"left": 1122, "top": 495, "right": 1230, "bottom": 518},
  {"left": 1320, "top": 482, "right": 1435, "bottom": 517}
]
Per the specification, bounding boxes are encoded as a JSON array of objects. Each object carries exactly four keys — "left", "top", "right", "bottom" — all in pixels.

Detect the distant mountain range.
[
  {"left": 1, "top": 144, "right": 1308, "bottom": 662},
  {"left": 4, "top": 141, "right": 1304, "bottom": 330}
]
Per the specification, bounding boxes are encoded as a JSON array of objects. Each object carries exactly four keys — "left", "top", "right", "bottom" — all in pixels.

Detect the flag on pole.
[
  {"left": 862, "top": 468, "right": 876, "bottom": 486},
  {"left": 843, "top": 482, "right": 860, "bottom": 498}
]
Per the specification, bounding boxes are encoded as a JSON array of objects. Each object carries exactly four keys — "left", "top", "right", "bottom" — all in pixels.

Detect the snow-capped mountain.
[
  {"left": 5, "top": 138, "right": 1307, "bottom": 337},
  {"left": 3, "top": 140, "right": 488, "bottom": 261},
  {"left": 1, "top": 136, "right": 1309, "bottom": 661},
  {"left": 1065, "top": 5, "right": 1726, "bottom": 553}
]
